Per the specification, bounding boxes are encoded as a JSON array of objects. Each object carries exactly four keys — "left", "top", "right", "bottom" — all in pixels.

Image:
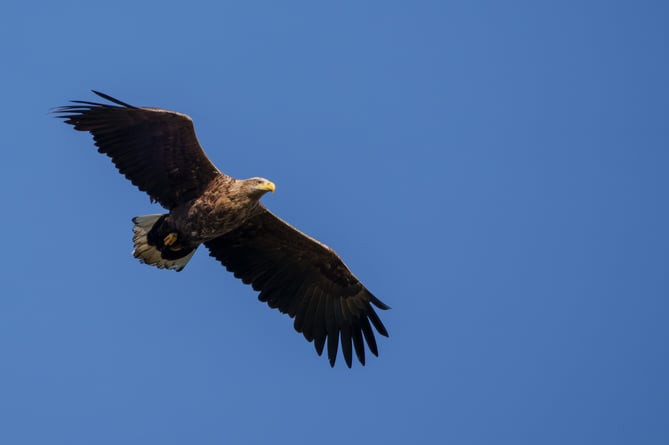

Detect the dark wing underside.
[
  {"left": 205, "top": 206, "right": 390, "bottom": 368},
  {"left": 53, "top": 91, "right": 221, "bottom": 209}
]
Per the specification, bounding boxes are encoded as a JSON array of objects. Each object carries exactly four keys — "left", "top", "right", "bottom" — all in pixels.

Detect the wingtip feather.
[{"left": 91, "top": 90, "right": 137, "bottom": 108}]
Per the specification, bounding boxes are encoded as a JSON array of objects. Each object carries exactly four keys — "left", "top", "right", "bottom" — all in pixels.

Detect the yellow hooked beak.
[{"left": 259, "top": 180, "right": 276, "bottom": 193}]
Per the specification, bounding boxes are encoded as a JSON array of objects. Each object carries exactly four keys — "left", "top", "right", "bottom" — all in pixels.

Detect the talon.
[{"left": 164, "top": 232, "right": 178, "bottom": 246}]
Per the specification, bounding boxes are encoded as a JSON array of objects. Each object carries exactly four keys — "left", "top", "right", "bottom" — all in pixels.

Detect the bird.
[{"left": 53, "top": 91, "right": 389, "bottom": 367}]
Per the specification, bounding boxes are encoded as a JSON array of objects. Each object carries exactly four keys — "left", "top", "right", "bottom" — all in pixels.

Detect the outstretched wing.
[
  {"left": 53, "top": 91, "right": 222, "bottom": 209},
  {"left": 205, "top": 207, "right": 390, "bottom": 368}
]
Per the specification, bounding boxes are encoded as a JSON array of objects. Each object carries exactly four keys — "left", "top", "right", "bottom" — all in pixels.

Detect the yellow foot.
[{"left": 163, "top": 232, "right": 178, "bottom": 246}]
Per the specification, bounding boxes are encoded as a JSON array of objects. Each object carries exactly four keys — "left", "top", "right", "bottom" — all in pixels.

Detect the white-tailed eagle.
[{"left": 54, "top": 91, "right": 389, "bottom": 367}]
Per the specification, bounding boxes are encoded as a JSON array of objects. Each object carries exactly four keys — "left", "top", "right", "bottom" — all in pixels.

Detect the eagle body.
[
  {"left": 54, "top": 91, "right": 389, "bottom": 368},
  {"left": 135, "top": 176, "right": 273, "bottom": 270},
  {"left": 163, "top": 177, "right": 272, "bottom": 244}
]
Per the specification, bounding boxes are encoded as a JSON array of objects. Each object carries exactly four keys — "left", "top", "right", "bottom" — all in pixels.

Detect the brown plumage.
[{"left": 54, "top": 91, "right": 389, "bottom": 367}]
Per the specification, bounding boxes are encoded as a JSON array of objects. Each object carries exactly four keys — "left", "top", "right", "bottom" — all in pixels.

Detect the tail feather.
[{"left": 132, "top": 214, "right": 196, "bottom": 272}]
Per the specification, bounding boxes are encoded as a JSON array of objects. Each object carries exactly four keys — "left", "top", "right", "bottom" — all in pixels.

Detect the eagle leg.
[{"left": 164, "top": 232, "right": 178, "bottom": 246}]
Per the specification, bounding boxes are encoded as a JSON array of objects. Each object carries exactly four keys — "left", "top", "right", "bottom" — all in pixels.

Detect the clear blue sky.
[{"left": 1, "top": 1, "right": 667, "bottom": 444}]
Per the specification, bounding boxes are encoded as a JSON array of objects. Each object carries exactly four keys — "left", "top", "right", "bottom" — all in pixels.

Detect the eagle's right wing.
[{"left": 54, "top": 91, "right": 222, "bottom": 209}]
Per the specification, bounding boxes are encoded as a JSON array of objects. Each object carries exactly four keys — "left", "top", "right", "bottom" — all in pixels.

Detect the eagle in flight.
[{"left": 54, "top": 91, "right": 389, "bottom": 367}]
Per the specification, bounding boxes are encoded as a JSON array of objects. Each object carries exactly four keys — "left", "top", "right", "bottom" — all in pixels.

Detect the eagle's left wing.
[{"left": 205, "top": 206, "right": 390, "bottom": 367}]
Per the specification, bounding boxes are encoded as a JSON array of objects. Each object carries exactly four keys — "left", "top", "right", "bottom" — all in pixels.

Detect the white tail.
[{"left": 132, "top": 214, "right": 197, "bottom": 272}]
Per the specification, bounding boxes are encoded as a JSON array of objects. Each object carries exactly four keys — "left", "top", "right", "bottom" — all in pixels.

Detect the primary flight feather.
[{"left": 54, "top": 91, "right": 389, "bottom": 367}]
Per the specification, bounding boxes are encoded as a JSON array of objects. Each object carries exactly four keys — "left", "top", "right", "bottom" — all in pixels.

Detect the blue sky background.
[{"left": 1, "top": 1, "right": 667, "bottom": 444}]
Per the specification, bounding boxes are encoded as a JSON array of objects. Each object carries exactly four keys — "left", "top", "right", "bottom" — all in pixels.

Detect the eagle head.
[{"left": 243, "top": 177, "right": 276, "bottom": 199}]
